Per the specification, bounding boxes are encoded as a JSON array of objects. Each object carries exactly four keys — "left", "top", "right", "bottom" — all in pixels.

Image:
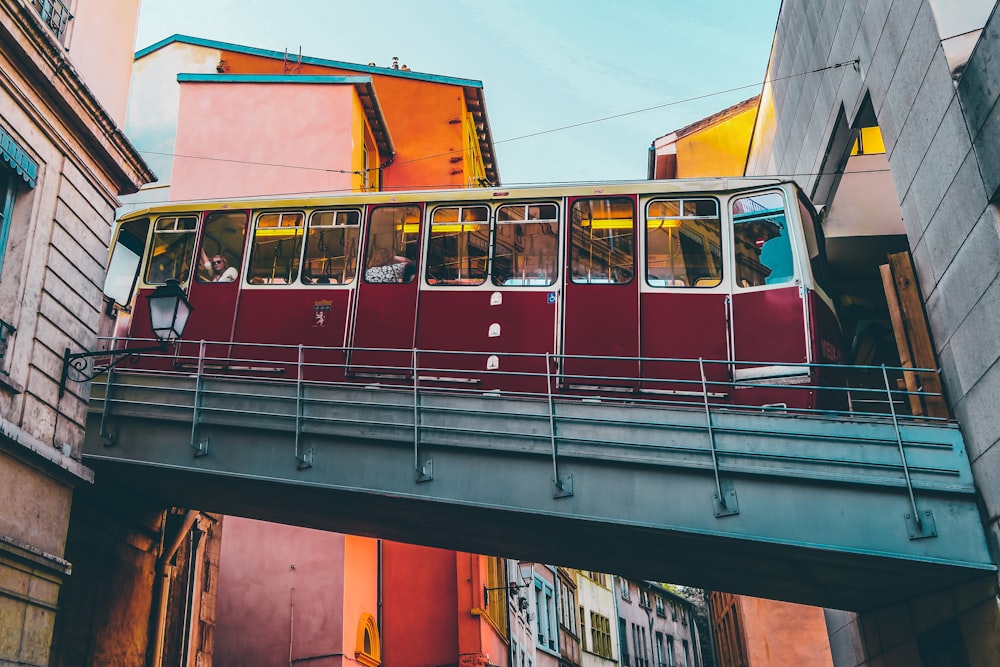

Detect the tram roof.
[{"left": 117, "top": 178, "right": 794, "bottom": 221}]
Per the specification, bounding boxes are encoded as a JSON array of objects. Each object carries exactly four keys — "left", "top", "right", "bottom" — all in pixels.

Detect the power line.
[{"left": 133, "top": 59, "right": 859, "bottom": 177}]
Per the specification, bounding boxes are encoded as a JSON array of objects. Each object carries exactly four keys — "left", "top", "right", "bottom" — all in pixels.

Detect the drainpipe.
[
  {"left": 180, "top": 519, "right": 205, "bottom": 666},
  {"left": 148, "top": 510, "right": 200, "bottom": 667},
  {"left": 377, "top": 539, "right": 383, "bottom": 642}
]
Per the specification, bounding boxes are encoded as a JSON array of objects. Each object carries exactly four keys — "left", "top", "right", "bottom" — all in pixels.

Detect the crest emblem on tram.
[{"left": 313, "top": 300, "right": 332, "bottom": 327}]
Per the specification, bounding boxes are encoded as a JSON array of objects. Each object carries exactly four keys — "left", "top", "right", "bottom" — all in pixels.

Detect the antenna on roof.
[{"left": 284, "top": 46, "right": 302, "bottom": 74}]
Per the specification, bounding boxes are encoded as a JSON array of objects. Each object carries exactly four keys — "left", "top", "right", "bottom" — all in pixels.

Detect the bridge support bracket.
[
  {"left": 713, "top": 487, "right": 739, "bottom": 518},
  {"left": 905, "top": 509, "right": 937, "bottom": 540},
  {"left": 416, "top": 458, "right": 433, "bottom": 483},
  {"left": 296, "top": 447, "right": 313, "bottom": 470},
  {"left": 553, "top": 474, "right": 573, "bottom": 499},
  {"left": 191, "top": 436, "right": 209, "bottom": 458}
]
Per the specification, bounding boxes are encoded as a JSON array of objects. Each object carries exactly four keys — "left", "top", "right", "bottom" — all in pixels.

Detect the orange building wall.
[
  {"left": 217, "top": 51, "right": 471, "bottom": 190},
  {"left": 171, "top": 80, "right": 357, "bottom": 200},
  {"left": 381, "top": 542, "right": 461, "bottom": 667},
  {"left": 342, "top": 535, "right": 380, "bottom": 664},
  {"left": 674, "top": 105, "right": 758, "bottom": 178},
  {"left": 739, "top": 597, "right": 834, "bottom": 667}
]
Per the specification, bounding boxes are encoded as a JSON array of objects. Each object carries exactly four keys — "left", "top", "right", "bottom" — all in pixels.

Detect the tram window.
[
  {"left": 732, "top": 192, "right": 794, "bottom": 288},
  {"left": 492, "top": 203, "right": 558, "bottom": 286},
  {"left": 645, "top": 198, "right": 722, "bottom": 288},
  {"left": 303, "top": 210, "right": 361, "bottom": 284},
  {"left": 364, "top": 205, "right": 420, "bottom": 284},
  {"left": 426, "top": 205, "right": 489, "bottom": 285},
  {"left": 798, "top": 194, "right": 833, "bottom": 295},
  {"left": 197, "top": 211, "right": 248, "bottom": 283},
  {"left": 570, "top": 197, "right": 634, "bottom": 284},
  {"left": 145, "top": 215, "right": 197, "bottom": 285},
  {"left": 104, "top": 217, "right": 149, "bottom": 306},
  {"left": 247, "top": 211, "right": 304, "bottom": 285}
]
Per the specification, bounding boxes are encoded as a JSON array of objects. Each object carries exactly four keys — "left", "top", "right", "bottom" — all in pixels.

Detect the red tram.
[{"left": 104, "top": 178, "right": 843, "bottom": 408}]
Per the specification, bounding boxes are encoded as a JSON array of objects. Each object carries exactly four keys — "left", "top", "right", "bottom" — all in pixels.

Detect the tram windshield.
[{"left": 732, "top": 191, "right": 794, "bottom": 287}]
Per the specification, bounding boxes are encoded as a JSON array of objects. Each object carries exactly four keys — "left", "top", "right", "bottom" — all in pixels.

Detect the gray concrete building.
[{"left": 747, "top": 1, "right": 1000, "bottom": 664}]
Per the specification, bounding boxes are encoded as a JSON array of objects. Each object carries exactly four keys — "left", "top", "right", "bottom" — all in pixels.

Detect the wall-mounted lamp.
[
  {"left": 483, "top": 561, "right": 535, "bottom": 608},
  {"left": 59, "top": 279, "right": 193, "bottom": 397}
]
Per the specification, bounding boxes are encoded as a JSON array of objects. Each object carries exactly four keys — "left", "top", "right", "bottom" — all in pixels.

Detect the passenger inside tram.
[{"left": 364, "top": 247, "right": 412, "bottom": 283}]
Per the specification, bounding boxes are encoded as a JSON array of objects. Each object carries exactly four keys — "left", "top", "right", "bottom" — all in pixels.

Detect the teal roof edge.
[
  {"left": 137, "top": 34, "right": 484, "bottom": 89},
  {"left": 177, "top": 74, "right": 373, "bottom": 85}
]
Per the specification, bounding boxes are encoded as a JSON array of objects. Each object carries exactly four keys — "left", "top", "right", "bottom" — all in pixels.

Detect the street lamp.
[{"left": 59, "top": 279, "right": 193, "bottom": 397}]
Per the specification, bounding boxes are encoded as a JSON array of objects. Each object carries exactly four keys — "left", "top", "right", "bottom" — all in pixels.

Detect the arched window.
[{"left": 355, "top": 614, "right": 381, "bottom": 667}]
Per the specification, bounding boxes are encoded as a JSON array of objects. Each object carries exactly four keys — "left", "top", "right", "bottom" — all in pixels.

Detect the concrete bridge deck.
[{"left": 80, "top": 358, "right": 995, "bottom": 612}]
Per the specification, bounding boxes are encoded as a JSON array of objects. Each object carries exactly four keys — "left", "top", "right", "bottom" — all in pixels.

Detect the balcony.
[{"left": 30, "top": 0, "right": 72, "bottom": 43}]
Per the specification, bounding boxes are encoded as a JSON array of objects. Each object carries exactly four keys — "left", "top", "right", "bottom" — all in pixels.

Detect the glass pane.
[
  {"left": 104, "top": 217, "right": 149, "bottom": 304},
  {"left": 570, "top": 197, "right": 634, "bottom": 284},
  {"left": 492, "top": 212, "right": 558, "bottom": 287},
  {"left": 426, "top": 205, "right": 489, "bottom": 285},
  {"left": 732, "top": 192, "right": 794, "bottom": 287},
  {"left": 145, "top": 216, "right": 197, "bottom": 284},
  {"left": 197, "top": 211, "right": 248, "bottom": 283},
  {"left": 247, "top": 211, "right": 304, "bottom": 284},
  {"left": 303, "top": 210, "right": 361, "bottom": 284},
  {"left": 646, "top": 198, "right": 722, "bottom": 287},
  {"left": 364, "top": 205, "right": 420, "bottom": 283}
]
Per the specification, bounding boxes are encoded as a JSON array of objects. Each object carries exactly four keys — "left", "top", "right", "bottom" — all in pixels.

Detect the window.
[
  {"left": 570, "top": 197, "right": 634, "bottom": 284},
  {"left": 671, "top": 602, "right": 678, "bottom": 621},
  {"left": 426, "top": 205, "right": 489, "bottom": 285},
  {"left": 682, "top": 640, "right": 690, "bottom": 667},
  {"left": 584, "top": 571, "right": 607, "bottom": 586},
  {"left": 198, "top": 212, "right": 248, "bottom": 283},
  {"left": 492, "top": 202, "right": 559, "bottom": 286},
  {"left": 579, "top": 607, "right": 588, "bottom": 651},
  {"left": 732, "top": 192, "right": 794, "bottom": 288},
  {"left": 590, "top": 612, "right": 612, "bottom": 659},
  {"left": 655, "top": 596, "right": 666, "bottom": 617},
  {"left": 620, "top": 578, "right": 631, "bottom": 602},
  {"left": 303, "top": 210, "right": 361, "bottom": 284},
  {"left": 850, "top": 126, "right": 885, "bottom": 155},
  {"left": 666, "top": 636, "right": 675, "bottom": 667},
  {"left": 364, "top": 205, "right": 419, "bottom": 284},
  {"left": 247, "top": 211, "right": 303, "bottom": 284},
  {"left": 104, "top": 217, "right": 149, "bottom": 306},
  {"left": 146, "top": 216, "right": 197, "bottom": 284},
  {"left": 30, "top": 0, "right": 72, "bottom": 43},
  {"left": 559, "top": 580, "right": 577, "bottom": 633},
  {"left": 639, "top": 589, "right": 650, "bottom": 609},
  {"left": 645, "top": 198, "right": 721, "bottom": 287},
  {"left": 619, "top": 617, "right": 630, "bottom": 666},
  {"left": 535, "top": 579, "right": 557, "bottom": 651},
  {"left": 484, "top": 556, "right": 507, "bottom": 633},
  {"left": 0, "top": 127, "right": 36, "bottom": 281},
  {"left": 656, "top": 632, "right": 665, "bottom": 667},
  {"left": 354, "top": 614, "right": 381, "bottom": 667}
]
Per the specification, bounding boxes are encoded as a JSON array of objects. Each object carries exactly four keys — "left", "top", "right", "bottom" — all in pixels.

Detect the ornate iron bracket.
[{"left": 59, "top": 343, "right": 165, "bottom": 398}]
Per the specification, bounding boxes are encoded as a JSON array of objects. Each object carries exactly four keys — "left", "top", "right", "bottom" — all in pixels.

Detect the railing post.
[
  {"left": 883, "top": 365, "right": 936, "bottom": 539},
  {"left": 190, "top": 341, "right": 208, "bottom": 457},
  {"left": 295, "top": 344, "right": 312, "bottom": 469},
  {"left": 547, "top": 353, "right": 573, "bottom": 498},
  {"left": 414, "top": 348, "right": 432, "bottom": 482},
  {"left": 98, "top": 336, "right": 119, "bottom": 446},
  {"left": 702, "top": 358, "right": 737, "bottom": 517}
]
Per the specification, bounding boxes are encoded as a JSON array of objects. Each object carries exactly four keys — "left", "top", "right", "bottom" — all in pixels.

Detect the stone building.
[{"left": 0, "top": 0, "right": 151, "bottom": 664}]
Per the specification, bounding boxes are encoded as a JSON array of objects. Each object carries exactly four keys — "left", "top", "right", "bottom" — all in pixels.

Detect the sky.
[{"left": 133, "top": 0, "right": 782, "bottom": 186}]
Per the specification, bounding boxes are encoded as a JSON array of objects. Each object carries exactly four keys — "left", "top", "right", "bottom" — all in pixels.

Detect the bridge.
[{"left": 79, "top": 342, "right": 995, "bottom": 612}]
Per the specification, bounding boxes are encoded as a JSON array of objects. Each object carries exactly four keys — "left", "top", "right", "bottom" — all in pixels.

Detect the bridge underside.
[{"left": 83, "top": 372, "right": 995, "bottom": 612}]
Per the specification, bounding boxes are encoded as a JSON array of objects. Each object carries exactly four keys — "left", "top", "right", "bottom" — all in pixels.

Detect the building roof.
[
  {"left": 176, "top": 73, "right": 395, "bottom": 159},
  {"left": 654, "top": 95, "right": 761, "bottom": 146},
  {"left": 136, "top": 35, "right": 498, "bottom": 183}
]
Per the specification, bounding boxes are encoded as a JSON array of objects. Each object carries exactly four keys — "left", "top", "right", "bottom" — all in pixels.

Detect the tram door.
[
  {"left": 178, "top": 210, "right": 248, "bottom": 367},
  {"left": 639, "top": 197, "right": 729, "bottom": 398},
  {"left": 560, "top": 195, "right": 640, "bottom": 391},
  {"left": 728, "top": 190, "right": 810, "bottom": 406},
  {"left": 349, "top": 204, "right": 422, "bottom": 378}
]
